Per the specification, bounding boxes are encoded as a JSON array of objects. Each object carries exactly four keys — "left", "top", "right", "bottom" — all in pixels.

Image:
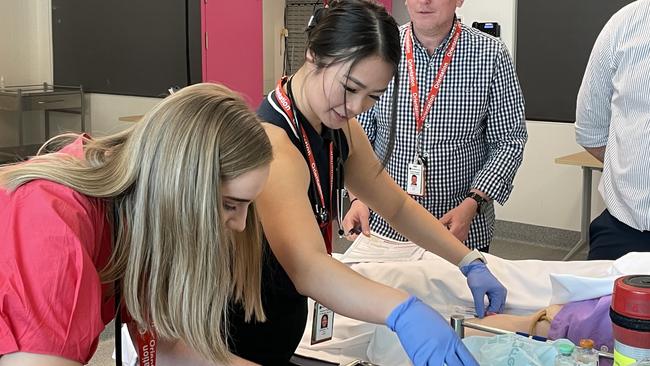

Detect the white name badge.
[
  {"left": 407, "top": 162, "right": 425, "bottom": 196},
  {"left": 311, "top": 302, "right": 334, "bottom": 345}
]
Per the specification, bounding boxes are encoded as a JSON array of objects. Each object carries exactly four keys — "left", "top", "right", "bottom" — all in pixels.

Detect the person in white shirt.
[{"left": 575, "top": 0, "right": 650, "bottom": 260}]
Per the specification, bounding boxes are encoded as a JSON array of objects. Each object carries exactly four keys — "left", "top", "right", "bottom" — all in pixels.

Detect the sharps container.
[{"left": 610, "top": 275, "right": 650, "bottom": 365}]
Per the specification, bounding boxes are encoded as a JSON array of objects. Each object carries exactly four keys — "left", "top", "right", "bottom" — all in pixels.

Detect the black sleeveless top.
[{"left": 227, "top": 90, "right": 350, "bottom": 365}]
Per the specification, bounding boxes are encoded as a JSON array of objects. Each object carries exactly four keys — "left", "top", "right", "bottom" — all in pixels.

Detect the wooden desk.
[
  {"left": 118, "top": 115, "right": 143, "bottom": 123},
  {"left": 555, "top": 151, "right": 603, "bottom": 169},
  {"left": 555, "top": 151, "right": 604, "bottom": 260}
]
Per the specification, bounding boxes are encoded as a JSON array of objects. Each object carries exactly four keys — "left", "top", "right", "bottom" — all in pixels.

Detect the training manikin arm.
[{"left": 462, "top": 305, "right": 563, "bottom": 337}]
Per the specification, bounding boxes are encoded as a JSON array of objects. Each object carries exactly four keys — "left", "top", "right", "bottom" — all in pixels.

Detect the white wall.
[
  {"left": 40, "top": 93, "right": 162, "bottom": 138},
  {"left": 496, "top": 121, "right": 605, "bottom": 231},
  {"left": 263, "top": 0, "right": 286, "bottom": 94},
  {"left": 391, "top": 0, "right": 411, "bottom": 25},
  {"left": 3, "top": 0, "right": 603, "bottom": 232},
  {"left": 0, "top": 0, "right": 52, "bottom": 86},
  {"left": 456, "top": 0, "right": 516, "bottom": 55},
  {"left": 87, "top": 94, "right": 161, "bottom": 136},
  {"left": 0, "top": 0, "right": 53, "bottom": 147}
]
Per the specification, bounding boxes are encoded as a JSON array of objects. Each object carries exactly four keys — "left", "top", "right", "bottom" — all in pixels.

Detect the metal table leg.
[
  {"left": 17, "top": 90, "right": 24, "bottom": 147},
  {"left": 563, "top": 166, "right": 592, "bottom": 260},
  {"left": 44, "top": 110, "right": 50, "bottom": 140},
  {"left": 451, "top": 315, "right": 465, "bottom": 338},
  {"left": 80, "top": 86, "right": 86, "bottom": 132}
]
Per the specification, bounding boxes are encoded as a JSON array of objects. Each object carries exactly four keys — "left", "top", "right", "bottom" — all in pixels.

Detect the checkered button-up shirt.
[{"left": 358, "top": 22, "right": 527, "bottom": 249}]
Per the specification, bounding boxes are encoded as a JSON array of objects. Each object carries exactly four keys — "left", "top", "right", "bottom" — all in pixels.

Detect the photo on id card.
[
  {"left": 311, "top": 302, "right": 334, "bottom": 344},
  {"left": 407, "top": 162, "right": 424, "bottom": 196}
]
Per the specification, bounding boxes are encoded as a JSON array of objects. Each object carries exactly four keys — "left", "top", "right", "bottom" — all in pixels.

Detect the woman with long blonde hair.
[{"left": 0, "top": 83, "right": 272, "bottom": 366}]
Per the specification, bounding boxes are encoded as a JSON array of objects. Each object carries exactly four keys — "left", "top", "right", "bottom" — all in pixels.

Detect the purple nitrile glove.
[
  {"left": 386, "top": 295, "right": 479, "bottom": 366},
  {"left": 460, "top": 261, "right": 507, "bottom": 318}
]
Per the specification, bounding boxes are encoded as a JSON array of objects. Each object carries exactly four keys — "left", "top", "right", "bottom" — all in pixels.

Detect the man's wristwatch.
[
  {"left": 458, "top": 249, "right": 487, "bottom": 268},
  {"left": 466, "top": 192, "right": 488, "bottom": 214}
]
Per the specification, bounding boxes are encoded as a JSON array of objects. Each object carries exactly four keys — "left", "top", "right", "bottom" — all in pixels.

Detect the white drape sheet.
[{"left": 295, "top": 251, "right": 629, "bottom": 365}]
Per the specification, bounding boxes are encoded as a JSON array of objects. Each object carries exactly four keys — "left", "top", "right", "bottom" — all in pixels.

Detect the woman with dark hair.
[{"left": 228, "top": 1, "right": 505, "bottom": 365}]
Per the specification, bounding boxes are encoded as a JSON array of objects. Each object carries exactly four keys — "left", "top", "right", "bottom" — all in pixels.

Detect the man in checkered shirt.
[{"left": 343, "top": 0, "right": 527, "bottom": 251}]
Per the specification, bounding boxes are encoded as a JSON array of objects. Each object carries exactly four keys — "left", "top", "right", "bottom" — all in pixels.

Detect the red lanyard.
[
  {"left": 274, "top": 77, "right": 334, "bottom": 252},
  {"left": 405, "top": 21, "right": 462, "bottom": 134},
  {"left": 136, "top": 327, "right": 157, "bottom": 366}
]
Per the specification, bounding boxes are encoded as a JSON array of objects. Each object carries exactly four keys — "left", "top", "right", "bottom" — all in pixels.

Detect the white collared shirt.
[{"left": 575, "top": 0, "right": 650, "bottom": 231}]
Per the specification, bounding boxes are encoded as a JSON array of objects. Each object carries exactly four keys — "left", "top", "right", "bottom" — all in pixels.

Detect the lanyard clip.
[{"left": 316, "top": 206, "right": 329, "bottom": 225}]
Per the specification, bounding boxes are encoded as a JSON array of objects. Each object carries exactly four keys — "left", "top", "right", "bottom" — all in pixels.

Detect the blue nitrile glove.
[
  {"left": 386, "top": 295, "right": 479, "bottom": 366},
  {"left": 460, "top": 261, "right": 507, "bottom": 318}
]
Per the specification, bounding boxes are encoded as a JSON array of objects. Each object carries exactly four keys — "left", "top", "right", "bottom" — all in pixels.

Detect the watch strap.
[
  {"left": 458, "top": 249, "right": 487, "bottom": 268},
  {"left": 466, "top": 192, "right": 486, "bottom": 213}
]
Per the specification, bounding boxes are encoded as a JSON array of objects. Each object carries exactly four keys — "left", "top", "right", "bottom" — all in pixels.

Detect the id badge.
[
  {"left": 407, "top": 162, "right": 425, "bottom": 196},
  {"left": 311, "top": 302, "right": 334, "bottom": 345}
]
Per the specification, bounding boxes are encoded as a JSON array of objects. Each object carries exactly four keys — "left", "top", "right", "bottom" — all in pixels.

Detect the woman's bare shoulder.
[{"left": 262, "top": 123, "right": 303, "bottom": 164}]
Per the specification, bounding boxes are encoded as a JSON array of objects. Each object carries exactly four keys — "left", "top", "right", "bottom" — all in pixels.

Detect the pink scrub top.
[{"left": 0, "top": 137, "right": 114, "bottom": 364}]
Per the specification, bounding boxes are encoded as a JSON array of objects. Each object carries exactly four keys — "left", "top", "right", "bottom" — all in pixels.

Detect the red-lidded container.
[{"left": 610, "top": 275, "right": 650, "bottom": 364}]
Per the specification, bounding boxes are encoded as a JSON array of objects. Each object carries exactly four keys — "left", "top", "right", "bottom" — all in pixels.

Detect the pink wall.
[
  {"left": 199, "top": 0, "right": 391, "bottom": 107},
  {"left": 201, "top": 0, "right": 263, "bottom": 107},
  {"left": 377, "top": 0, "right": 392, "bottom": 13}
]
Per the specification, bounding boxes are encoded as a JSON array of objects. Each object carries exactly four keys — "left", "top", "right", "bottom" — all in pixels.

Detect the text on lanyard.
[
  {"left": 136, "top": 327, "right": 157, "bottom": 366},
  {"left": 274, "top": 78, "right": 334, "bottom": 253},
  {"left": 405, "top": 21, "right": 462, "bottom": 134}
]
